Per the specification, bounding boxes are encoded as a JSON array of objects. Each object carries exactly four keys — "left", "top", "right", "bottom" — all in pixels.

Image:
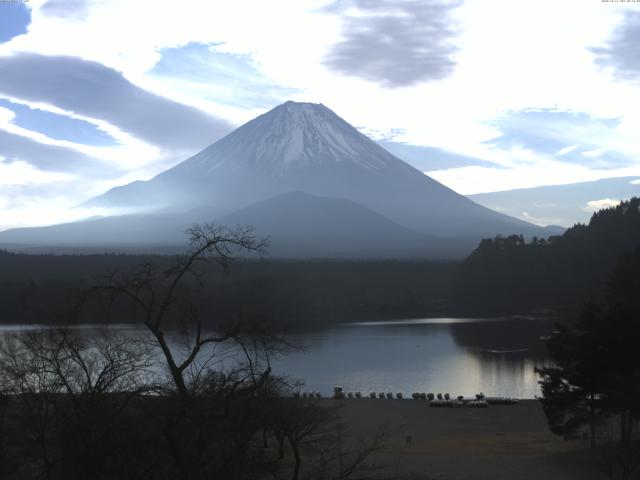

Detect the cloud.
[
  {"left": 0, "top": 127, "right": 107, "bottom": 174},
  {"left": 0, "top": 0, "right": 638, "bottom": 229},
  {"left": 581, "top": 149, "right": 604, "bottom": 158},
  {"left": 428, "top": 162, "right": 640, "bottom": 196},
  {"left": 323, "top": 0, "right": 462, "bottom": 87},
  {"left": 148, "top": 42, "right": 300, "bottom": 111},
  {"left": 0, "top": 185, "right": 121, "bottom": 231},
  {"left": 582, "top": 198, "right": 621, "bottom": 212},
  {"left": 592, "top": 11, "right": 640, "bottom": 81},
  {"left": 0, "top": 156, "right": 74, "bottom": 186},
  {"left": 0, "top": 97, "right": 117, "bottom": 146},
  {"left": 40, "top": 0, "right": 90, "bottom": 20},
  {"left": 486, "top": 109, "right": 637, "bottom": 170},
  {"left": 0, "top": 53, "right": 232, "bottom": 153},
  {"left": 556, "top": 145, "right": 579, "bottom": 156}
]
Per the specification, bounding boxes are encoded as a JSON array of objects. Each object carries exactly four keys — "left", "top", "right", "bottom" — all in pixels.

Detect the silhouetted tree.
[
  {"left": 538, "top": 234, "right": 640, "bottom": 472},
  {"left": 536, "top": 303, "right": 610, "bottom": 447},
  {"left": 608, "top": 245, "right": 640, "bottom": 314},
  {"left": 0, "top": 328, "right": 156, "bottom": 480},
  {"left": 0, "top": 224, "right": 394, "bottom": 480},
  {"left": 85, "top": 223, "right": 276, "bottom": 397}
]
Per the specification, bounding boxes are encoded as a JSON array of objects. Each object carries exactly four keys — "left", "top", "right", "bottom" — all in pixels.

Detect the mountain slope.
[
  {"left": 85, "top": 101, "right": 544, "bottom": 238},
  {"left": 0, "top": 192, "right": 463, "bottom": 257},
  {"left": 0, "top": 192, "right": 484, "bottom": 258},
  {"left": 212, "top": 192, "right": 425, "bottom": 257},
  {"left": 0, "top": 212, "right": 189, "bottom": 247},
  {"left": 470, "top": 176, "right": 640, "bottom": 228}
]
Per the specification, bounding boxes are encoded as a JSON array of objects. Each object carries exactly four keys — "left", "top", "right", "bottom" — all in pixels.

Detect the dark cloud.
[
  {"left": 323, "top": 0, "right": 462, "bottom": 87},
  {"left": 40, "top": 0, "right": 90, "bottom": 20},
  {"left": 0, "top": 54, "right": 233, "bottom": 152},
  {"left": 591, "top": 11, "right": 640, "bottom": 81},
  {"left": 0, "top": 128, "right": 109, "bottom": 175}
]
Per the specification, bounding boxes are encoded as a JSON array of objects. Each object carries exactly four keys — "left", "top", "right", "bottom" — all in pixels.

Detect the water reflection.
[
  {"left": 0, "top": 317, "right": 554, "bottom": 398},
  {"left": 272, "top": 317, "right": 553, "bottom": 398}
]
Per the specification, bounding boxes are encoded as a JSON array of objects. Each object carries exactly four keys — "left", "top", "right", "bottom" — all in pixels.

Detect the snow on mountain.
[
  {"left": 84, "top": 101, "right": 542, "bottom": 239},
  {"left": 180, "top": 101, "right": 392, "bottom": 174},
  {"left": 0, "top": 101, "right": 554, "bottom": 256}
]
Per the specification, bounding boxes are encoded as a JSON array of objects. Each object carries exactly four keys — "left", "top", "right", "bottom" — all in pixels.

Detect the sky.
[{"left": 0, "top": 0, "right": 639, "bottom": 231}]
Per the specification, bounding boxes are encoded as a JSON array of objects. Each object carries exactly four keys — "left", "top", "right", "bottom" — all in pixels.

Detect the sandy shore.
[{"left": 330, "top": 399, "right": 601, "bottom": 480}]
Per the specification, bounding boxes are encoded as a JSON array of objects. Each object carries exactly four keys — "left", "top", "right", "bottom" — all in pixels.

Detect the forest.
[
  {"left": 0, "top": 249, "right": 458, "bottom": 328},
  {"left": 454, "top": 197, "right": 640, "bottom": 317},
  {"left": 1, "top": 197, "right": 639, "bottom": 327}
]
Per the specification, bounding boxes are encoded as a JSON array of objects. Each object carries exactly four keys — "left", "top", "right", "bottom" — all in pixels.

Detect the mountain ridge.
[
  {"left": 2, "top": 101, "right": 553, "bottom": 257},
  {"left": 83, "top": 101, "right": 543, "bottom": 238}
]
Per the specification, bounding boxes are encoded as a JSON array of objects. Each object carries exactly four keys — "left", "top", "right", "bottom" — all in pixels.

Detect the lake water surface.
[
  {"left": 271, "top": 317, "right": 554, "bottom": 399},
  {"left": 0, "top": 317, "right": 554, "bottom": 399}
]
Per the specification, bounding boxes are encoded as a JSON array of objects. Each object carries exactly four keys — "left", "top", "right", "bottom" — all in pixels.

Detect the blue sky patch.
[
  {"left": 149, "top": 42, "right": 299, "bottom": 110},
  {"left": 378, "top": 140, "right": 498, "bottom": 171},
  {"left": 487, "top": 109, "right": 630, "bottom": 169},
  {"left": 0, "top": 98, "right": 118, "bottom": 146},
  {"left": 0, "top": 2, "right": 31, "bottom": 43}
]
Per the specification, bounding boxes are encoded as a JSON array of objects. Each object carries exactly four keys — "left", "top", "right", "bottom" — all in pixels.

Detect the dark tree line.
[
  {"left": 454, "top": 197, "right": 640, "bottom": 317},
  {"left": 0, "top": 249, "right": 457, "bottom": 328}
]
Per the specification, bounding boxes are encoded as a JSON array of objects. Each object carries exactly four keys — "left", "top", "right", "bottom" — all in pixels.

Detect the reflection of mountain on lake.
[{"left": 272, "top": 317, "right": 554, "bottom": 399}]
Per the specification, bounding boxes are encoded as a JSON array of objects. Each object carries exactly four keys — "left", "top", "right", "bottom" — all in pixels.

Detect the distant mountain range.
[
  {"left": 470, "top": 176, "right": 640, "bottom": 228},
  {"left": 0, "top": 101, "right": 556, "bottom": 258}
]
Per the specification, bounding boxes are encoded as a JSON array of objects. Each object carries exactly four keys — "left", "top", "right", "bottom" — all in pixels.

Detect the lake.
[
  {"left": 0, "top": 317, "right": 554, "bottom": 399},
  {"left": 271, "top": 317, "right": 555, "bottom": 399}
]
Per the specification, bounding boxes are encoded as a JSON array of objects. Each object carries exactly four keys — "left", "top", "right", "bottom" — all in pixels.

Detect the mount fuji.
[{"left": 0, "top": 101, "right": 553, "bottom": 257}]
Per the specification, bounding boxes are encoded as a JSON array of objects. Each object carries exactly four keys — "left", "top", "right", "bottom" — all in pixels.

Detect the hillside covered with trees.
[{"left": 454, "top": 197, "right": 640, "bottom": 317}]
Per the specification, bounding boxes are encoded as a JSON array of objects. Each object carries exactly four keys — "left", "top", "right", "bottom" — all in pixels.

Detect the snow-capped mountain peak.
[
  {"left": 172, "top": 101, "right": 396, "bottom": 176},
  {"left": 79, "top": 100, "right": 544, "bottom": 242}
]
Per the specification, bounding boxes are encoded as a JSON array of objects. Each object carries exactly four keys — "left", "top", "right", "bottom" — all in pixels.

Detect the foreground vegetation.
[
  {"left": 536, "top": 243, "right": 640, "bottom": 480},
  {"left": 1, "top": 197, "right": 640, "bottom": 478},
  {"left": 0, "top": 327, "right": 389, "bottom": 480},
  {"left": 0, "top": 225, "right": 385, "bottom": 480}
]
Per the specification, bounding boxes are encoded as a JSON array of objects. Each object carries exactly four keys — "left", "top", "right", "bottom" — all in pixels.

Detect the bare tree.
[
  {"left": 0, "top": 224, "right": 388, "bottom": 480},
  {"left": 0, "top": 380, "right": 15, "bottom": 479},
  {"left": 84, "top": 224, "right": 275, "bottom": 397},
  {"left": 0, "top": 327, "right": 156, "bottom": 480},
  {"left": 71, "top": 224, "right": 308, "bottom": 479}
]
